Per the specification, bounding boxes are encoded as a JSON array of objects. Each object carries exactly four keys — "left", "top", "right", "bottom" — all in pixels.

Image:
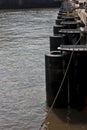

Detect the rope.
[{"left": 39, "top": 35, "right": 82, "bottom": 130}]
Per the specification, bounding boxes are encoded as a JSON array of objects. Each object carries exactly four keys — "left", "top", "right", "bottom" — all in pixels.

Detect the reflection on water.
[{"left": 0, "top": 8, "right": 87, "bottom": 130}]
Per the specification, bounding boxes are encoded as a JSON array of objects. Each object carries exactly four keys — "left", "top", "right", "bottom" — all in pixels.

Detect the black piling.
[
  {"left": 59, "top": 29, "right": 80, "bottom": 45},
  {"left": 58, "top": 45, "right": 87, "bottom": 110},
  {"left": 45, "top": 51, "right": 68, "bottom": 108},
  {"left": 55, "top": 18, "right": 63, "bottom": 25},
  {"left": 49, "top": 34, "right": 67, "bottom": 51},
  {"left": 60, "top": 21, "right": 78, "bottom": 29},
  {"left": 53, "top": 25, "right": 64, "bottom": 35},
  {"left": 45, "top": 0, "right": 87, "bottom": 110},
  {"left": 69, "top": 51, "right": 87, "bottom": 109}
]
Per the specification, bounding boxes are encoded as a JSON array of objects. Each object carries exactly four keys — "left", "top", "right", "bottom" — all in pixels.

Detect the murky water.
[{"left": 0, "top": 8, "right": 87, "bottom": 130}]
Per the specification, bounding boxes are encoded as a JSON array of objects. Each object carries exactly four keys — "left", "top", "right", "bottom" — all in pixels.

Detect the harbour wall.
[{"left": 0, "top": 0, "right": 63, "bottom": 9}]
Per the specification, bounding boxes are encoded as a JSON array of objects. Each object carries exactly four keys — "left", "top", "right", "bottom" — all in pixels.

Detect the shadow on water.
[
  {"left": 53, "top": 107, "right": 87, "bottom": 124},
  {"left": 45, "top": 106, "right": 87, "bottom": 130}
]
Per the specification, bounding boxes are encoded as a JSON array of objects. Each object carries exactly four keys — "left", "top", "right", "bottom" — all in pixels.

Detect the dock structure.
[
  {"left": 0, "top": 0, "right": 63, "bottom": 9},
  {"left": 45, "top": 0, "right": 87, "bottom": 110}
]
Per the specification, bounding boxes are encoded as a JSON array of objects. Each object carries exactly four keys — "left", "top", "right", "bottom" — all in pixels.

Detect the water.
[{"left": 0, "top": 8, "right": 87, "bottom": 130}]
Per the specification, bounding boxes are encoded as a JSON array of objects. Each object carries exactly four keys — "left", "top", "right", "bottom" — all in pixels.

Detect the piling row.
[{"left": 45, "top": 0, "right": 87, "bottom": 110}]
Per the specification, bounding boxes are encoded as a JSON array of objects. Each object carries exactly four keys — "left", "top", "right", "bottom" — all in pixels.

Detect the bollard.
[
  {"left": 45, "top": 51, "right": 68, "bottom": 108},
  {"left": 50, "top": 34, "right": 67, "bottom": 51}
]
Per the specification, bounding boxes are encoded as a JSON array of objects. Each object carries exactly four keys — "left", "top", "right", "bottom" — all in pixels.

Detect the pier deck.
[{"left": 71, "top": 0, "right": 87, "bottom": 27}]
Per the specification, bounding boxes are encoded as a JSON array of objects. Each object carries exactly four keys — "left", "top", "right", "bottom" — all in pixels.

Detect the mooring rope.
[{"left": 39, "top": 35, "right": 82, "bottom": 130}]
